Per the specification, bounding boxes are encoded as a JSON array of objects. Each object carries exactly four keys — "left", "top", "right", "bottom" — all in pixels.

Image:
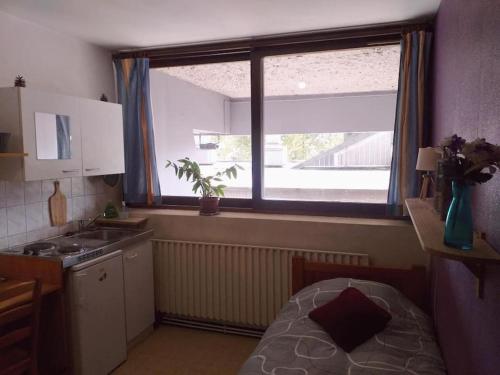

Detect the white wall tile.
[
  {"left": 27, "top": 229, "right": 46, "bottom": 243},
  {"left": 0, "top": 208, "right": 7, "bottom": 237},
  {"left": 0, "top": 176, "right": 120, "bottom": 249},
  {"left": 66, "top": 198, "right": 73, "bottom": 223},
  {"left": 71, "top": 177, "right": 85, "bottom": 197},
  {"left": 42, "top": 226, "right": 59, "bottom": 239},
  {"left": 5, "top": 181, "right": 25, "bottom": 207},
  {"left": 7, "top": 205, "right": 26, "bottom": 235},
  {"left": 42, "top": 202, "right": 51, "bottom": 227},
  {"left": 26, "top": 202, "right": 43, "bottom": 231},
  {"left": 72, "top": 196, "right": 85, "bottom": 221},
  {"left": 0, "top": 181, "right": 6, "bottom": 208},
  {"left": 84, "top": 195, "right": 98, "bottom": 218},
  {"left": 58, "top": 222, "right": 77, "bottom": 235},
  {"left": 25, "top": 181, "right": 42, "bottom": 204},
  {"left": 42, "top": 180, "right": 56, "bottom": 201},
  {"left": 84, "top": 176, "right": 104, "bottom": 195},
  {"left": 8, "top": 233, "right": 26, "bottom": 248},
  {"left": 59, "top": 178, "right": 72, "bottom": 197}
]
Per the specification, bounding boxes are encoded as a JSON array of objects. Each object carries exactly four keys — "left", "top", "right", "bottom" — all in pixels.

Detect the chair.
[{"left": 0, "top": 279, "right": 42, "bottom": 375}]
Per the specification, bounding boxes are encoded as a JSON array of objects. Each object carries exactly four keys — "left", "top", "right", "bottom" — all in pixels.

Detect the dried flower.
[{"left": 441, "top": 134, "right": 500, "bottom": 185}]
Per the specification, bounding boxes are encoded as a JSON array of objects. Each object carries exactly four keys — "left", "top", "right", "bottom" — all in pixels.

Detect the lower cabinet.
[{"left": 123, "top": 240, "right": 155, "bottom": 344}]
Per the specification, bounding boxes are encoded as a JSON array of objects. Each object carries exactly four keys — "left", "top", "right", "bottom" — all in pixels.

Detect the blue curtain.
[
  {"left": 113, "top": 58, "right": 161, "bottom": 205},
  {"left": 388, "top": 31, "right": 432, "bottom": 206}
]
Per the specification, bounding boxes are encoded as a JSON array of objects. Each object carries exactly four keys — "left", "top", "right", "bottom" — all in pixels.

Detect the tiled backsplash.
[{"left": 0, "top": 176, "right": 122, "bottom": 249}]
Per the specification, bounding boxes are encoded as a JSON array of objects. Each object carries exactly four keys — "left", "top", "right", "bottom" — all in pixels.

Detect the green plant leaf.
[{"left": 192, "top": 181, "right": 201, "bottom": 193}]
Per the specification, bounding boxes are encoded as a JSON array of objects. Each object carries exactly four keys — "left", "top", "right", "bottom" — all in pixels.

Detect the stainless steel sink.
[{"left": 74, "top": 229, "right": 135, "bottom": 242}]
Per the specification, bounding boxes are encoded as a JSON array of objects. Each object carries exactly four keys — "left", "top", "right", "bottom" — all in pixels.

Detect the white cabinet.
[
  {"left": 0, "top": 87, "right": 83, "bottom": 180},
  {"left": 123, "top": 240, "right": 155, "bottom": 344},
  {"left": 68, "top": 251, "right": 127, "bottom": 375},
  {"left": 80, "top": 99, "right": 124, "bottom": 176},
  {"left": 0, "top": 87, "right": 124, "bottom": 181}
]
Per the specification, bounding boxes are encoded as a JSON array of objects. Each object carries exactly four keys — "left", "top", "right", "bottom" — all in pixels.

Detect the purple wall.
[{"left": 432, "top": 0, "right": 500, "bottom": 374}]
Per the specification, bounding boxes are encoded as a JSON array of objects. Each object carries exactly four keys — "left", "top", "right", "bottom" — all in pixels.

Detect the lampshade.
[{"left": 416, "top": 147, "right": 440, "bottom": 171}]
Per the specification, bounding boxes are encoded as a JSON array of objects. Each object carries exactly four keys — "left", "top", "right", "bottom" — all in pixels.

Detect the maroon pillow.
[{"left": 308, "top": 287, "right": 391, "bottom": 352}]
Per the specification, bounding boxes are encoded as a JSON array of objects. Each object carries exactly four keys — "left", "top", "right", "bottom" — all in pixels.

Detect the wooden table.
[{"left": 0, "top": 255, "right": 69, "bottom": 375}]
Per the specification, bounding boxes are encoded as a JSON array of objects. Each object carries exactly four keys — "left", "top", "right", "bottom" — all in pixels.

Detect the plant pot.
[{"left": 199, "top": 197, "right": 220, "bottom": 216}]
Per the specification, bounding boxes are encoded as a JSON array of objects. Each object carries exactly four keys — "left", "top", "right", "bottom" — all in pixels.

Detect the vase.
[{"left": 444, "top": 181, "right": 473, "bottom": 250}]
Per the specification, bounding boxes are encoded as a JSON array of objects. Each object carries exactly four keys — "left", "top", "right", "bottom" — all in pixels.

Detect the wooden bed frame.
[{"left": 292, "top": 257, "right": 428, "bottom": 311}]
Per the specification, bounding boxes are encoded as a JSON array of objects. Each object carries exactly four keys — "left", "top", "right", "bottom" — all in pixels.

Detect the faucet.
[{"left": 78, "top": 214, "right": 102, "bottom": 232}]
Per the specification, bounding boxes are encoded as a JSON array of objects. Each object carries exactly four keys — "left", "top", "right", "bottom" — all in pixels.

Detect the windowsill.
[{"left": 129, "top": 206, "right": 411, "bottom": 227}]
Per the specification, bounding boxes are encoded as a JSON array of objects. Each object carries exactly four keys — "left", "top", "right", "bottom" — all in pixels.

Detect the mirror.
[{"left": 34, "top": 112, "right": 71, "bottom": 160}]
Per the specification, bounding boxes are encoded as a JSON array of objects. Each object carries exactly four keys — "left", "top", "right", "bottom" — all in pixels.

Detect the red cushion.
[{"left": 308, "top": 287, "right": 391, "bottom": 352}]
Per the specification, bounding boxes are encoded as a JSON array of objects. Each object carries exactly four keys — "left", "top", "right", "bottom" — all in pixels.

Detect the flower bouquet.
[
  {"left": 440, "top": 134, "right": 500, "bottom": 184},
  {"left": 439, "top": 135, "right": 500, "bottom": 250}
]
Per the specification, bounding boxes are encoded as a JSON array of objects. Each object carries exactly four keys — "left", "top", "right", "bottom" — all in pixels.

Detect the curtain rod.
[{"left": 113, "top": 21, "right": 433, "bottom": 60}]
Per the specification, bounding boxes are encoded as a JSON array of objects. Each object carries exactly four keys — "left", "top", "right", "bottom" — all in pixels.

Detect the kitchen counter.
[{"left": 0, "top": 227, "right": 154, "bottom": 268}]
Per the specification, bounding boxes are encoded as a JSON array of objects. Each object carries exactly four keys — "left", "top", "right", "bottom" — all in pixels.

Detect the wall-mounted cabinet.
[
  {"left": 0, "top": 87, "right": 124, "bottom": 181},
  {"left": 80, "top": 98, "right": 124, "bottom": 177}
]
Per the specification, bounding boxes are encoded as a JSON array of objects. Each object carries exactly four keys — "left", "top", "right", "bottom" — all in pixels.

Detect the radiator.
[{"left": 153, "top": 239, "right": 369, "bottom": 329}]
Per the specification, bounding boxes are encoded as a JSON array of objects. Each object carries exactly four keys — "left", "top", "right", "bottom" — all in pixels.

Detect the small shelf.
[
  {"left": 406, "top": 198, "right": 500, "bottom": 298},
  {"left": 0, "top": 152, "right": 28, "bottom": 158}
]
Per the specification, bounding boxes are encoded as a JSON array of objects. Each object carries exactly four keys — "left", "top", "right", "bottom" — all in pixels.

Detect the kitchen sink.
[{"left": 74, "top": 229, "right": 135, "bottom": 242}]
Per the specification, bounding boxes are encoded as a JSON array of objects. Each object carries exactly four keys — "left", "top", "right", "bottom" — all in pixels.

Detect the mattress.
[{"left": 239, "top": 278, "right": 446, "bottom": 375}]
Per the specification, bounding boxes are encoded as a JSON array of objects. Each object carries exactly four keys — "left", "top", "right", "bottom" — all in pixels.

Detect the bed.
[{"left": 239, "top": 257, "right": 446, "bottom": 375}]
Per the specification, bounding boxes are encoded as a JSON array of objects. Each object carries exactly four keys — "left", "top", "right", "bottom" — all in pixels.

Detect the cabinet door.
[
  {"left": 123, "top": 241, "right": 155, "bottom": 343},
  {"left": 70, "top": 252, "right": 127, "bottom": 375},
  {"left": 80, "top": 99, "right": 124, "bottom": 176},
  {"left": 20, "top": 88, "right": 82, "bottom": 181}
]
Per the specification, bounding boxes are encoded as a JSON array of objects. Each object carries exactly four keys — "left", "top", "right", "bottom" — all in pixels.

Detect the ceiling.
[
  {"left": 0, "top": 0, "right": 441, "bottom": 50},
  {"left": 159, "top": 45, "right": 400, "bottom": 98}
]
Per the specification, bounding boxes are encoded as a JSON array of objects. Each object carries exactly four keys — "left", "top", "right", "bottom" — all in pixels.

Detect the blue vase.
[{"left": 444, "top": 181, "right": 473, "bottom": 250}]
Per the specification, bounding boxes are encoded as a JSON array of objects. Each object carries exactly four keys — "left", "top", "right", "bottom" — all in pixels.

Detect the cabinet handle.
[
  {"left": 62, "top": 169, "right": 80, "bottom": 173},
  {"left": 125, "top": 252, "right": 138, "bottom": 260},
  {"left": 85, "top": 168, "right": 100, "bottom": 172}
]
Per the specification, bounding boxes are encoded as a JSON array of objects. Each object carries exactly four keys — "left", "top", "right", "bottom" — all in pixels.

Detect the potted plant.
[
  {"left": 166, "top": 158, "right": 242, "bottom": 215},
  {"left": 440, "top": 135, "right": 500, "bottom": 250}
]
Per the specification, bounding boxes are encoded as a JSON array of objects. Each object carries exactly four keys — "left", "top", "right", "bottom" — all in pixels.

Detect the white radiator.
[{"left": 153, "top": 239, "right": 369, "bottom": 329}]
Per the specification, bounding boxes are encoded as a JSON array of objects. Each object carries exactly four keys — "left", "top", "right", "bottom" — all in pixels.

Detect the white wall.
[
  {"left": 150, "top": 70, "right": 230, "bottom": 196},
  {"left": 0, "top": 11, "right": 115, "bottom": 101},
  {"left": 230, "top": 92, "right": 397, "bottom": 135},
  {"left": 131, "top": 208, "right": 427, "bottom": 269},
  {"left": 0, "top": 11, "right": 120, "bottom": 249}
]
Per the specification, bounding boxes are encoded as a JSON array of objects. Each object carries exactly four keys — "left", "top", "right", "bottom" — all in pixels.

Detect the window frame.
[{"left": 116, "top": 24, "right": 425, "bottom": 218}]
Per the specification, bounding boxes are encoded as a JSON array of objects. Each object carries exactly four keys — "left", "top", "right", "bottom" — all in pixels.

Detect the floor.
[{"left": 113, "top": 325, "right": 259, "bottom": 375}]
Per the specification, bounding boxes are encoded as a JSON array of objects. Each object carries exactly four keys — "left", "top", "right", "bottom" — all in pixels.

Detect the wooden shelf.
[
  {"left": 0, "top": 152, "right": 28, "bottom": 158},
  {"left": 406, "top": 198, "right": 500, "bottom": 298}
]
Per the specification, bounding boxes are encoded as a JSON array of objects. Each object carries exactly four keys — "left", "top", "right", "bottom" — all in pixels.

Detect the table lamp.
[{"left": 416, "top": 147, "right": 440, "bottom": 199}]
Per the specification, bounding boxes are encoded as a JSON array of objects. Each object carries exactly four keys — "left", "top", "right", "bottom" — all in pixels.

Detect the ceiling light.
[{"left": 297, "top": 81, "right": 306, "bottom": 89}]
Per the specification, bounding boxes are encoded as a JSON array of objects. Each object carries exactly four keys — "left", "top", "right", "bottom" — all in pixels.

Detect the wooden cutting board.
[{"left": 49, "top": 181, "right": 67, "bottom": 226}]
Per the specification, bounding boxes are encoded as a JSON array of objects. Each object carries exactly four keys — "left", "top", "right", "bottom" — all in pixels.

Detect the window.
[
  {"left": 150, "top": 61, "right": 252, "bottom": 199},
  {"left": 146, "top": 31, "right": 402, "bottom": 215},
  {"left": 262, "top": 48, "right": 399, "bottom": 203}
]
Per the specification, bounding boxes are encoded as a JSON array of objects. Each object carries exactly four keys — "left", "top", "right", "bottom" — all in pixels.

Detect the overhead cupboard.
[{"left": 0, "top": 87, "right": 125, "bottom": 181}]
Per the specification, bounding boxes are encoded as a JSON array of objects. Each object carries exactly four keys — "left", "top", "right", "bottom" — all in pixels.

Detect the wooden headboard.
[{"left": 292, "top": 257, "right": 428, "bottom": 311}]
